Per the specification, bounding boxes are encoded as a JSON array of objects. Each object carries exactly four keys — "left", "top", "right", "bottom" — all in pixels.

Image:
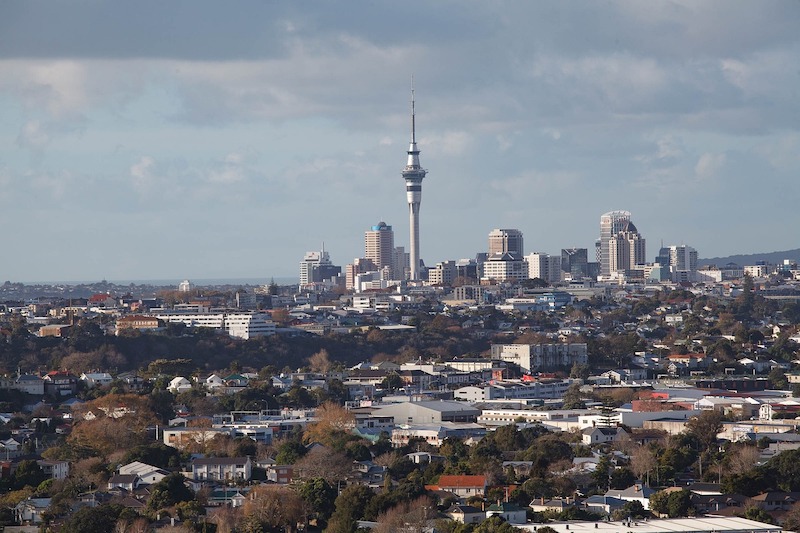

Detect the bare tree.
[
  {"left": 242, "top": 485, "right": 305, "bottom": 532},
  {"left": 631, "top": 445, "right": 657, "bottom": 486},
  {"left": 308, "top": 349, "right": 332, "bottom": 373},
  {"left": 373, "top": 495, "right": 434, "bottom": 533},
  {"left": 302, "top": 402, "right": 355, "bottom": 446},
  {"left": 207, "top": 506, "right": 241, "bottom": 533},
  {"left": 293, "top": 446, "right": 354, "bottom": 484},
  {"left": 726, "top": 444, "right": 761, "bottom": 476}
]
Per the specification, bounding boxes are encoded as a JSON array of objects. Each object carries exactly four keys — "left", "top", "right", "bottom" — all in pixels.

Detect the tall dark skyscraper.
[{"left": 402, "top": 83, "right": 427, "bottom": 280}]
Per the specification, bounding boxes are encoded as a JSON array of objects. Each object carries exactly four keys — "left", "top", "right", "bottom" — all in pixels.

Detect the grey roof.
[{"left": 192, "top": 456, "right": 250, "bottom": 466}]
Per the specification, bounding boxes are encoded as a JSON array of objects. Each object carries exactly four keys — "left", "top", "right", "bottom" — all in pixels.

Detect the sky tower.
[{"left": 402, "top": 82, "right": 428, "bottom": 280}]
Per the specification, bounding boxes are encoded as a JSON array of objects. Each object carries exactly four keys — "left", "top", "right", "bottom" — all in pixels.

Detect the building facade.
[{"left": 488, "top": 229, "right": 524, "bottom": 257}]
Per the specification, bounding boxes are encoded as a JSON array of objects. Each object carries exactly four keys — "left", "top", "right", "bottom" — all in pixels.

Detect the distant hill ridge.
[{"left": 699, "top": 248, "right": 800, "bottom": 267}]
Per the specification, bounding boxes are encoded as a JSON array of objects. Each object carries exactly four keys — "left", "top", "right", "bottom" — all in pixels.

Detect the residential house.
[
  {"left": 80, "top": 372, "right": 114, "bottom": 388},
  {"left": 750, "top": 491, "right": 800, "bottom": 512},
  {"left": 108, "top": 474, "right": 140, "bottom": 491},
  {"left": 430, "top": 474, "right": 487, "bottom": 499},
  {"left": 37, "top": 459, "right": 69, "bottom": 480},
  {"left": 118, "top": 461, "right": 170, "bottom": 485},
  {"left": 582, "top": 495, "right": 626, "bottom": 516},
  {"left": 115, "top": 315, "right": 160, "bottom": 335},
  {"left": 14, "top": 497, "right": 51, "bottom": 524},
  {"left": 14, "top": 374, "right": 44, "bottom": 395},
  {"left": 529, "top": 497, "right": 577, "bottom": 513},
  {"left": 191, "top": 457, "right": 252, "bottom": 482},
  {"left": 168, "top": 377, "right": 192, "bottom": 394},
  {"left": 486, "top": 502, "right": 527, "bottom": 524},
  {"left": 208, "top": 488, "right": 248, "bottom": 507},
  {"left": 445, "top": 504, "right": 485, "bottom": 524},
  {"left": 42, "top": 371, "right": 78, "bottom": 396},
  {"left": 582, "top": 427, "right": 628, "bottom": 445},
  {"left": 604, "top": 483, "right": 656, "bottom": 510}
]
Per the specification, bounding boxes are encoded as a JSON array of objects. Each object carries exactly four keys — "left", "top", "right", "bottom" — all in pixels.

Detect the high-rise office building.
[
  {"left": 599, "top": 211, "right": 632, "bottom": 276},
  {"left": 561, "top": 248, "right": 589, "bottom": 279},
  {"left": 669, "top": 244, "right": 698, "bottom": 272},
  {"left": 365, "top": 222, "right": 395, "bottom": 273},
  {"left": 488, "top": 229, "right": 524, "bottom": 257},
  {"left": 525, "top": 253, "right": 562, "bottom": 283},
  {"left": 299, "top": 245, "right": 341, "bottom": 286},
  {"left": 607, "top": 221, "right": 646, "bottom": 274},
  {"left": 401, "top": 84, "right": 428, "bottom": 280},
  {"left": 600, "top": 211, "right": 646, "bottom": 277}
]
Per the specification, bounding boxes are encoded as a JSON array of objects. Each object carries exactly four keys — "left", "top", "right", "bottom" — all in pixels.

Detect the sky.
[{"left": 1, "top": 1, "right": 799, "bottom": 282}]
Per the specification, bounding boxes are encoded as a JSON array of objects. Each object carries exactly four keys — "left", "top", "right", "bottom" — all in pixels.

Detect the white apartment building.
[
  {"left": 224, "top": 313, "right": 276, "bottom": 339},
  {"left": 454, "top": 379, "right": 572, "bottom": 402},
  {"left": 151, "top": 312, "right": 275, "bottom": 339},
  {"left": 481, "top": 253, "right": 527, "bottom": 283},
  {"left": 490, "top": 343, "right": 588, "bottom": 372},
  {"left": 744, "top": 265, "right": 770, "bottom": 278},
  {"left": 525, "top": 253, "right": 562, "bottom": 283},
  {"left": 428, "top": 260, "right": 458, "bottom": 286}
]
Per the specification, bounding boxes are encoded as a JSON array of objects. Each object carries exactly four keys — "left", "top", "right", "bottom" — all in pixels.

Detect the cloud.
[
  {"left": 636, "top": 135, "right": 685, "bottom": 168},
  {"left": 16, "top": 120, "right": 50, "bottom": 149},
  {"left": 694, "top": 152, "right": 726, "bottom": 180},
  {"left": 208, "top": 153, "right": 246, "bottom": 184},
  {"left": 130, "top": 156, "right": 156, "bottom": 192},
  {"left": 489, "top": 170, "right": 580, "bottom": 196}
]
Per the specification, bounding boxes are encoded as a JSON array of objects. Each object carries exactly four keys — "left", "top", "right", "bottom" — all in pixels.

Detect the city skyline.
[{"left": 2, "top": 2, "right": 799, "bottom": 281}]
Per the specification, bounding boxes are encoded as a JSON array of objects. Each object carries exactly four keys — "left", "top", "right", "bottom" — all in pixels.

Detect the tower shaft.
[{"left": 402, "top": 82, "right": 427, "bottom": 280}]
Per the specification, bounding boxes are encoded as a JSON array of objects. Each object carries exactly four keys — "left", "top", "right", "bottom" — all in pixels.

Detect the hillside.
[{"left": 699, "top": 248, "right": 800, "bottom": 267}]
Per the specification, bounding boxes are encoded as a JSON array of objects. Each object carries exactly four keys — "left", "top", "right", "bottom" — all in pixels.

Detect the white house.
[
  {"left": 168, "top": 376, "right": 192, "bottom": 394},
  {"left": 80, "top": 372, "right": 114, "bottom": 388},
  {"left": 118, "top": 461, "right": 170, "bottom": 485},
  {"left": 37, "top": 460, "right": 69, "bottom": 480},
  {"left": 582, "top": 427, "right": 628, "bottom": 445},
  {"left": 14, "top": 497, "right": 51, "bottom": 524},
  {"left": 191, "top": 456, "right": 252, "bottom": 482},
  {"left": 604, "top": 483, "right": 656, "bottom": 510}
]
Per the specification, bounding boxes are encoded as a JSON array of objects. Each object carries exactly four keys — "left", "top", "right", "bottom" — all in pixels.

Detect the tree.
[
  {"left": 242, "top": 485, "right": 305, "bottom": 532},
  {"left": 294, "top": 446, "right": 354, "bottom": 484},
  {"left": 473, "top": 516, "right": 521, "bottom": 532},
  {"left": 69, "top": 394, "right": 158, "bottom": 456},
  {"left": 275, "top": 438, "right": 307, "bottom": 465},
  {"left": 309, "top": 349, "right": 333, "bottom": 373},
  {"left": 60, "top": 503, "right": 124, "bottom": 533},
  {"left": 650, "top": 489, "right": 692, "bottom": 518},
  {"left": 725, "top": 444, "right": 761, "bottom": 476},
  {"left": 744, "top": 506, "right": 774, "bottom": 524},
  {"left": 615, "top": 500, "right": 647, "bottom": 520},
  {"left": 302, "top": 402, "right": 356, "bottom": 447},
  {"left": 300, "top": 477, "right": 337, "bottom": 528},
  {"left": 122, "top": 442, "right": 184, "bottom": 470},
  {"left": 325, "top": 484, "right": 374, "bottom": 533},
  {"left": 631, "top": 445, "right": 657, "bottom": 486},
  {"left": 12, "top": 460, "right": 47, "bottom": 490},
  {"left": 562, "top": 383, "right": 586, "bottom": 410},
  {"left": 373, "top": 495, "right": 434, "bottom": 533},
  {"left": 591, "top": 456, "right": 612, "bottom": 491},
  {"left": 685, "top": 410, "right": 722, "bottom": 451},
  {"left": 147, "top": 473, "right": 195, "bottom": 511},
  {"left": 610, "top": 467, "right": 636, "bottom": 490},
  {"left": 380, "top": 373, "right": 404, "bottom": 392}
]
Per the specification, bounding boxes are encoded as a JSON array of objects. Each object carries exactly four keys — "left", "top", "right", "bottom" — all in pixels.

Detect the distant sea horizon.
[{"left": 17, "top": 277, "right": 300, "bottom": 286}]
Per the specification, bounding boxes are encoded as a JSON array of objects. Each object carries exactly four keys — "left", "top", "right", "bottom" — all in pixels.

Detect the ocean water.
[{"left": 22, "top": 277, "right": 299, "bottom": 286}]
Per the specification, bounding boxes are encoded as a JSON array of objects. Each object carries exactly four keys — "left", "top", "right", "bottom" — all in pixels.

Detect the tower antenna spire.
[{"left": 411, "top": 75, "right": 416, "bottom": 144}]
